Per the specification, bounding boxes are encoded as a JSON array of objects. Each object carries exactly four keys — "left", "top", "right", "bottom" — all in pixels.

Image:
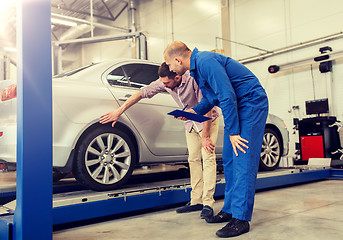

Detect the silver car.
[{"left": 0, "top": 59, "right": 289, "bottom": 191}]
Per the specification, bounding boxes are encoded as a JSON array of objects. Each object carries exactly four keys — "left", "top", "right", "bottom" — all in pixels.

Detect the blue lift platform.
[{"left": 1, "top": 167, "right": 343, "bottom": 239}]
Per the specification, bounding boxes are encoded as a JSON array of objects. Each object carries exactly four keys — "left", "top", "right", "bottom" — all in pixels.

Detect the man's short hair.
[
  {"left": 164, "top": 41, "right": 191, "bottom": 59},
  {"left": 158, "top": 62, "right": 177, "bottom": 79}
]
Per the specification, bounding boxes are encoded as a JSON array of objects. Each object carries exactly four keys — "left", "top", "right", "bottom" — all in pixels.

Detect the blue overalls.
[{"left": 190, "top": 48, "right": 269, "bottom": 221}]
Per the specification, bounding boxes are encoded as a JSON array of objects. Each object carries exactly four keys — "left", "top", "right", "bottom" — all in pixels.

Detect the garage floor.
[{"left": 52, "top": 179, "right": 343, "bottom": 240}]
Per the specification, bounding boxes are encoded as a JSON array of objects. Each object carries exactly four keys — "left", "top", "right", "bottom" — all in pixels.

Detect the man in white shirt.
[{"left": 100, "top": 62, "right": 220, "bottom": 218}]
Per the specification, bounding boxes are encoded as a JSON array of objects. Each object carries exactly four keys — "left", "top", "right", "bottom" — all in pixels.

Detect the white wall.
[
  {"left": 59, "top": 6, "right": 132, "bottom": 71},
  {"left": 76, "top": 0, "right": 222, "bottom": 65},
  {"left": 138, "top": 0, "right": 221, "bottom": 62},
  {"left": 229, "top": 0, "right": 343, "bottom": 157}
]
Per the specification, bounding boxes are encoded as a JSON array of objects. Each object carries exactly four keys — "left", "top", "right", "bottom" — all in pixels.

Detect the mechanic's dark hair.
[{"left": 158, "top": 62, "right": 177, "bottom": 79}]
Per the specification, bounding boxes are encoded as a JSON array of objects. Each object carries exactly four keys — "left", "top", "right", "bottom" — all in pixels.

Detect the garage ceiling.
[
  {"left": 0, "top": 0, "right": 130, "bottom": 49},
  {"left": 52, "top": 0, "right": 128, "bottom": 21}
]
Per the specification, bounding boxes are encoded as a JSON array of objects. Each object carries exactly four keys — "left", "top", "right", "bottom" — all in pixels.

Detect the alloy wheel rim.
[
  {"left": 260, "top": 132, "right": 280, "bottom": 167},
  {"left": 85, "top": 133, "right": 131, "bottom": 185}
]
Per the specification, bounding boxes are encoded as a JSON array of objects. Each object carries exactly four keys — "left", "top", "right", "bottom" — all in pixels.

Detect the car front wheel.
[
  {"left": 73, "top": 126, "right": 136, "bottom": 191},
  {"left": 259, "top": 128, "right": 282, "bottom": 171}
]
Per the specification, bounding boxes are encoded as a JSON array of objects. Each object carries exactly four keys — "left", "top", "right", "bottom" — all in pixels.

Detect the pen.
[{"left": 182, "top": 104, "right": 188, "bottom": 111}]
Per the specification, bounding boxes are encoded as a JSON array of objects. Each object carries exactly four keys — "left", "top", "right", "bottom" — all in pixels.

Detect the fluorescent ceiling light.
[
  {"left": 4, "top": 47, "right": 16, "bottom": 52},
  {"left": 195, "top": 1, "right": 218, "bottom": 15},
  {"left": 51, "top": 18, "right": 77, "bottom": 27},
  {"left": 0, "top": 0, "right": 15, "bottom": 34}
]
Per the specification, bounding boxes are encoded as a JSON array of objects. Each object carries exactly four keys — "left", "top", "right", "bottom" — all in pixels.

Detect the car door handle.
[{"left": 118, "top": 94, "right": 132, "bottom": 101}]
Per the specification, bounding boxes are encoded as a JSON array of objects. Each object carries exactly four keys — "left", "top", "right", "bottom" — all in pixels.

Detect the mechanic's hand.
[
  {"left": 99, "top": 110, "right": 121, "bottom": 127},
  {"left": 201, "top": 137, "right": 215, "bottom": 154},
  {"left": 175, "top": 108, "right": 196, "bottom": 121},
  {"left": 229, "top": 135, "right": 249, "bottom": 156}
]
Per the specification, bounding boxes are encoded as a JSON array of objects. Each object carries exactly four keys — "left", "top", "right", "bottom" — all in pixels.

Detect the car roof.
[{"left": 53, "top": 59, "right": 161, "bottom": 83}]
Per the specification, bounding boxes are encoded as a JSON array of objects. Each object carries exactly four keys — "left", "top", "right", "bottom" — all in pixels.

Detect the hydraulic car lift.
[{"left": 1, "top": 166, "right": 343, "bottom": 239}]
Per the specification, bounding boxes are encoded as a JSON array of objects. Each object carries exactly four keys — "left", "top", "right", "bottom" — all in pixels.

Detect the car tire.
[
  {"left": 259, "top": 128, "right": 282, "bottom": 171},
  {"left": 73, "top": 126, "right": 136, "bottom": 191}
]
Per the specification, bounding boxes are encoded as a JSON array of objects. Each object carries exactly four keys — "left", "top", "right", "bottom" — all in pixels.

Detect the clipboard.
[{"left": 167, "top": 109, "right": 211, "bottom": 123}]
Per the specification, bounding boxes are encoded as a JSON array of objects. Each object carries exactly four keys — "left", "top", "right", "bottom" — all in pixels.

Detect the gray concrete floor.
[{"left": 53, "top": 179, "right": 343, "bottom": 240}]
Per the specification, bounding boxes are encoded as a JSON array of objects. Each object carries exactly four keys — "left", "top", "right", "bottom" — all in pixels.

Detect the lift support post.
[{"left": 14, "top": 0, "right": 53, "bottom": 239}]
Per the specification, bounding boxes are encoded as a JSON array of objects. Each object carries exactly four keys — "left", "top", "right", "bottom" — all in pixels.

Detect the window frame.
[{"left": 121, "top": 63, "right": 160, "bottom": 89}]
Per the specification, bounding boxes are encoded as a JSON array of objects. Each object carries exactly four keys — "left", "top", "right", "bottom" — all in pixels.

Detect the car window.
[
  {"left": 122, "top": 63, "right": 159, "bottom": 89},
  {"left": 107, "top": 67, "right": 129, "bottom": 87}
]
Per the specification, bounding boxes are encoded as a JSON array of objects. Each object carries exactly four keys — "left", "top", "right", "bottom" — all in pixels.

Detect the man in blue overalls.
[{"left": 164, "top": 41, "right": 269, "bottom": 238}]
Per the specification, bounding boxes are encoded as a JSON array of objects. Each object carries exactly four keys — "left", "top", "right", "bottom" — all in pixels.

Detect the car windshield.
[{"left": 54, "top": 63, "right": 99, "bottom": 78}]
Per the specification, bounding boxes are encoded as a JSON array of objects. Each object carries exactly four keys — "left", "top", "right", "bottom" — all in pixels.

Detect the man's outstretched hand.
[
  {"left": 229, "top": 135, "right": 249, "bottom": 156},
  {"left": 99, "top": 109, "right": 121, "bottom": 127}
]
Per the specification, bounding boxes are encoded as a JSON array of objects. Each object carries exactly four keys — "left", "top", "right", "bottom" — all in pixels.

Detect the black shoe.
[
  {"left": 216, "top": 218, "right": 250, "bottom": 238},
  {"left": 176, "top": 202, "right": 203, "bottom": 213},
  {"left": 205, "top": 210, "right": 232, "bottom": 223},
  {"left": 200, "top": 205, "right": 213, "bottom": 218}
]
